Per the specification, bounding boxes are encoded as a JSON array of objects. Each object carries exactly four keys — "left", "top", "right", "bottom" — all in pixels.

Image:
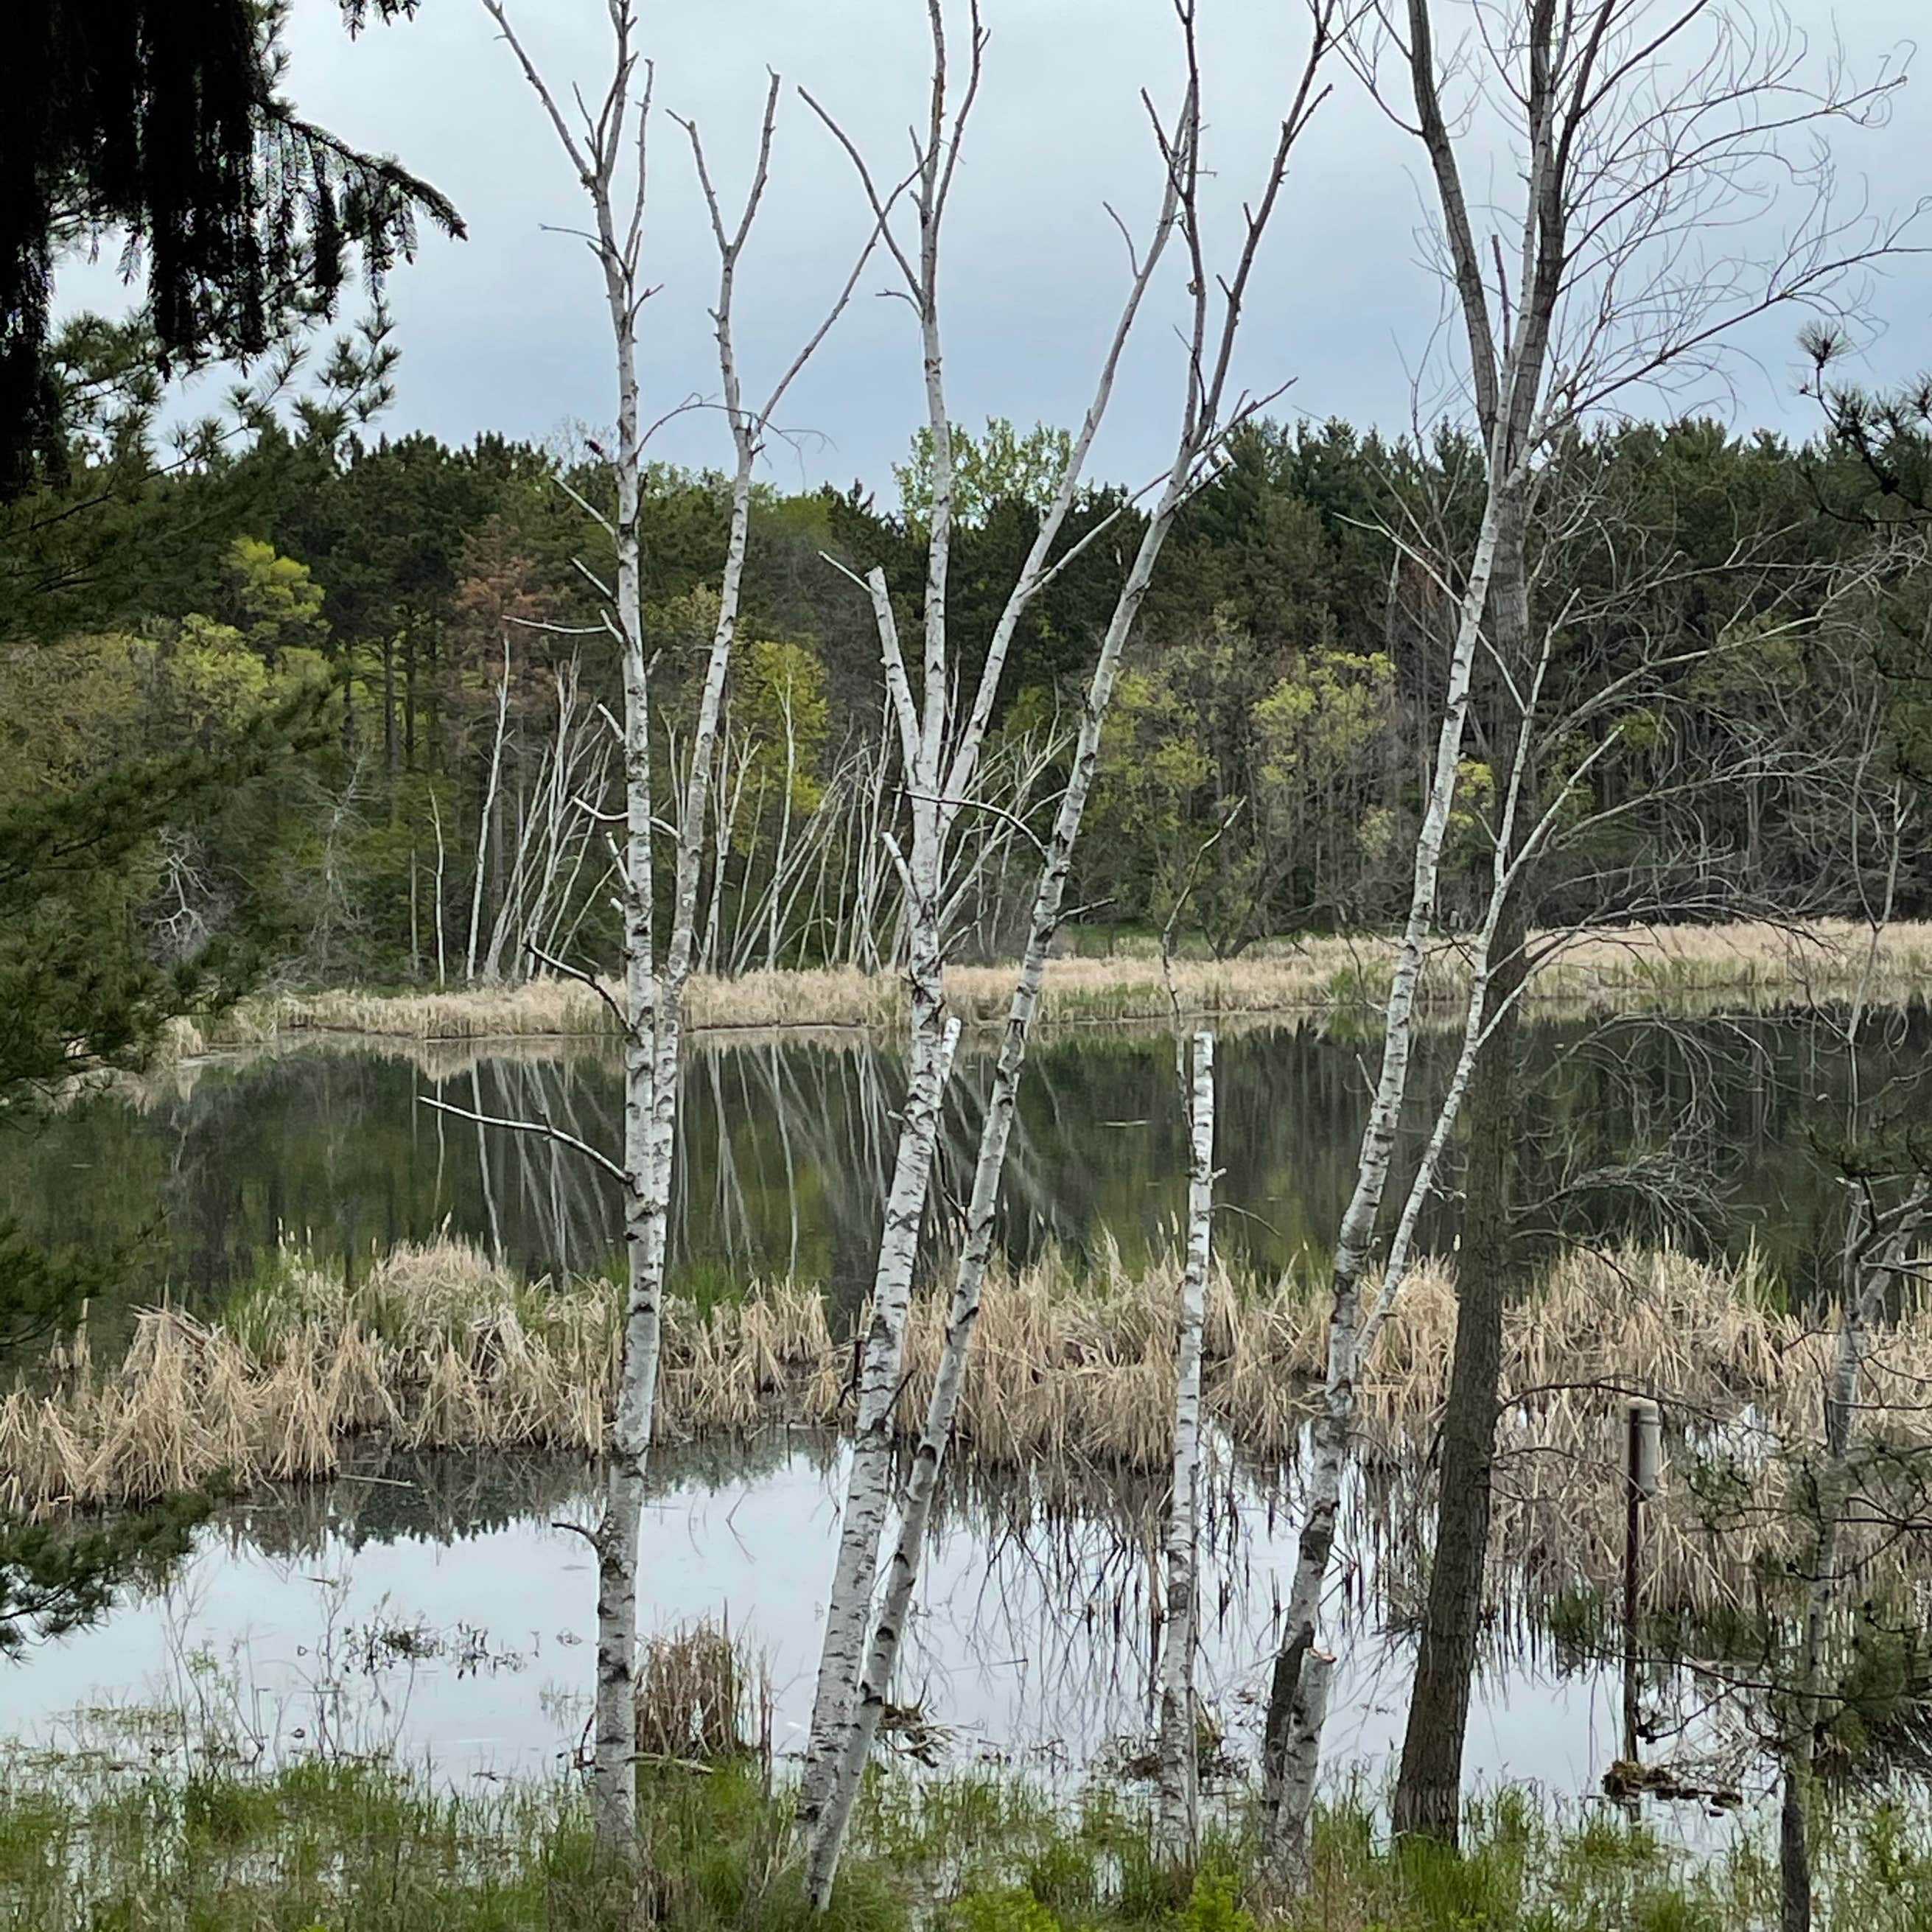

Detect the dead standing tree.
[
  {"left": 1246, "top": 0, "right": 1915, "bottom": 1880},
  {"left": 1155, "top": 1028, "right": 1217, "bottom": 1869},
  {"left": 799, "top": 2, "right": 1352, "bottom": 1905},
  {"left": 796, "top": 0, "right": 1194, "bottom": 1836},
  {"left": 452, "top": 1, "right": 882, "bottom": 1853}
]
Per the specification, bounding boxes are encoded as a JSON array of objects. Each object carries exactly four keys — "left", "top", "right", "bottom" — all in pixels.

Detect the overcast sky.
[{"left": 76, "top": 1, "right": 1932, "bottom": 495}]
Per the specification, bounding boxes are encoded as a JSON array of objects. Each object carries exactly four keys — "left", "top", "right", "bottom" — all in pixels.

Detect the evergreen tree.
[{"left": 1, "top": 0, "right": 461, "bottom": 496}]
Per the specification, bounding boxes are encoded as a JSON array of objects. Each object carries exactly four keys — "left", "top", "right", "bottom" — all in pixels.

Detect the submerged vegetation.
[{"left": 193, "top": 921, "right": 1932, "bottom": 1045}]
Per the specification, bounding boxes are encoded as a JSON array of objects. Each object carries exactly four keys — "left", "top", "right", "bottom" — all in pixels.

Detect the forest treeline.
[{"left": 6, "top": 361, "right": 1929, "bottom": 991}]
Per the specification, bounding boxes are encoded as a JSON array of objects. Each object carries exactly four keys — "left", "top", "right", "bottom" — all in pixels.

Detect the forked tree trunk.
[
  {"left": 1258, "top": 484, "right": 1505, "bottom": 1879},
  {"left": 805, "top": 447, "right": 1220, "bottom": 1907},
  {"left": 1390, "top": 506, "right": 1533, "bottom": 1843},
  {"left": 478, "top": 10, "right": 837, "bottom": 1849},
  {"left": 797, "top": 2, "right": 1189, "bottom": 1830},
  {"left": 795, "top": 996, "right": 960, "bottom": 1824},
  {"left": 799, "top": 9, "right": 1337, "bottom": 1902},
  {"left": 1155, "top": 1029, "right": 1216, "bottom": 1868}
]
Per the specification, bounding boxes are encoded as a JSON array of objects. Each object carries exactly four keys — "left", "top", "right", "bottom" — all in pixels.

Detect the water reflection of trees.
[
  {"left": 8, "top": 1007, "right": 1927, "bottom": 1320},
  {"left": 154, "top": 1425, "right": 1929, "bottom": 1794}
]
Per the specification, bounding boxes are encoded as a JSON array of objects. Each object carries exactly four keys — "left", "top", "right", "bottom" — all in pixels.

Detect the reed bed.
[
  {"left": 195, "top": 918, "right": 1932, "bottom": 1045},
  {"left": 12, "top": 1237, "right": 1932, "bottom": 1622},
  {"left": 634, "top": 1618, "right": 774, "bottom": 1768}
]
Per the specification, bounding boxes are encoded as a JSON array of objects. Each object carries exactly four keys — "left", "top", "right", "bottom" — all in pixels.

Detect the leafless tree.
[
  {"left": 799, "top": 0, "right": 1351, "bottom": 1904},
  {"left": 449, "top": 0, "right": 881, "bottom": 1855},
  {"left": 1255, "top": 0, "right": 1916, "bottom": 1883}
]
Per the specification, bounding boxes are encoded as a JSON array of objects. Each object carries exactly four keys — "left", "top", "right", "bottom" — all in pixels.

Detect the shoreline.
[{"left": 181, "top": 918, "right": 1932, "bottom": 1051}]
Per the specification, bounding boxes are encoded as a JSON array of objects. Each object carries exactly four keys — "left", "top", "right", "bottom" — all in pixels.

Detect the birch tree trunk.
[
  {"left": 466, "top": 642, "right": 509, "bottom": 983},
  {"left": 806, "top": 416, "right": 1269, "bottom": 1902},
  {"left": 794, "top": 998, "right": 959, "bottom": 1824},
  {"left": 794, "top": 0, "right": 1197, "bottom": 1833},
  {"left": 429, "top": 785, "right": 448, "bottom": 987},
  {"left": 1258, "top": 474, "right": 1638, "bottom": 1882},
  {"left": 477, "top": 10, "right": 865, "bottom": 1852},
  {"left": 1257, "top": 483, "right": 1505, "bottom": 1871},
  {"left": 1155, "top": 1029, "right": 1216, "bottom": 1869},
  {"left": 798, "top": 13, "right": 1340, "bottom": 1898}
]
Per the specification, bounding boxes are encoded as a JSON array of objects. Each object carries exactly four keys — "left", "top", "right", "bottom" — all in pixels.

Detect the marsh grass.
[
  {"left": 636, "top": 1619, "right": 774, "bottom": 1768},
  {"left": 197, "top": 920, "right": 1932, "bottom": 1045},
  {"left": 0, "top": 1736, "right": 1929, "bottom": 1931},
  {"left": 10, "top": 1237, "right": 1932, "bottom": 1618}
]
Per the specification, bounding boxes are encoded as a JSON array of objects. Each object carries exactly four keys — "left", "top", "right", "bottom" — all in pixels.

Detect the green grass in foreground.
[{"left": 2, "top": 1749, "right": 1931, "bottom": 1931}]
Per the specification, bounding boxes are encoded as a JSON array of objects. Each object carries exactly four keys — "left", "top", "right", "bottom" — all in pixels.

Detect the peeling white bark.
[
  {"left": 806, "top": 430, "right": 1251, "bottom": 1905},
  {"left": 797, "top": 7, "right": 1338, "bottom": 1903},
  {"left": 797, "top": 1012, "right": 962, "bottom": 1822},
  {"left": 797, "top": 0, "right": 1187, "bottom": 1840},
  {"left": 1155, "top": 1029, "right": 1216, "bottom": 1869},
  {"left": 477, "top": 7, "right": 869, "bottom": 1853}
]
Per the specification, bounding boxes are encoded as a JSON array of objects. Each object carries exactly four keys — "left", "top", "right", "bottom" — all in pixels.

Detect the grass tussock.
[
  {"left": 197, "top": 918, "right": 1932, "bottom": 1045},
  {"left": 635, "top": 1618, "right": 774, "bottom": 1768},
  {"left": 0, "top": 1735, "right": 1928, "bottom": 1931},
  {"left": 10, "top": 1238, "right": 1932, "bottom": 1620}
]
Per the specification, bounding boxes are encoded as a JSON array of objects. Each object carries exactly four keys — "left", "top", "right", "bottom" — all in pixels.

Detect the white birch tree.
[
  {"left": 795, "top": 0, "right": 1211, "bottom": 1830},
  {"left": 455, "top": 3, "right": 881, "bottom": 1853},
  {"left": 1155, "top": 1028, "right": 1217, "bottom": 1869},
  {"left": 1254, "top": 0, "right": 1913, "bottom": 1886},
  {"left": 801, "top": 5, "right": 1349, "bottom": 1902}
]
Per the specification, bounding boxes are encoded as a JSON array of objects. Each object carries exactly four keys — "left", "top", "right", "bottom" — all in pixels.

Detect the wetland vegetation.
[{"left": 7, "top": 0, "right": 1932, "bottom": 1922}]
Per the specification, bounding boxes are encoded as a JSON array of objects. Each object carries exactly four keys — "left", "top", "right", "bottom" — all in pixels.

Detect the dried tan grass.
[
  {"left": 195, "top": 919, "right": 1932, "bottom": 1046},
  {"left": 11, "top": 1234, "right": 1932, "bottom": 1622},
  {"left": 634, "top": 1618, "right": 772, "bottom": 1767}
]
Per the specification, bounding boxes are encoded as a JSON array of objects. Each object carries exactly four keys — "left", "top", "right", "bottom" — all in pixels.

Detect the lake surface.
[
  {"left": 3, "top": 1004, "right": 1920, "bottom": 1319},
  {"left": 4, "top": 1005, "right": 1900, "bottom": 1822},
  {"left": 18, "top": 1434, "right": 1735, "bottom": 1819}
]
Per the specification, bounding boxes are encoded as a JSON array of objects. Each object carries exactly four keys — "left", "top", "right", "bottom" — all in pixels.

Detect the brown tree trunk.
[
  {"left": 1390, "top": 919, "right": 1522, "bottom": 1840},
  {"left": 1779, "top": 1763, "right": 1811, "bottom": 1932},
  {"left": 1390, "top": 503, "right": 1531, "bottom": 1844}
]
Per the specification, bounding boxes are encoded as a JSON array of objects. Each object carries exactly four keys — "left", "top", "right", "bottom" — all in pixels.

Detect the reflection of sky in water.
[{"left": 12, "top": 1443, "right": 1745, "bottom": 1841}]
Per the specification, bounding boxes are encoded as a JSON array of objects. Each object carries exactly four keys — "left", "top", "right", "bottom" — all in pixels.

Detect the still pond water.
[
  {"left": 2, "top": 1005, "right": 1918, "bottom": 1315},
  {"left": 2, "top": 1005, "right": 1914, "bottom": 1810},
  {"left": 20, "top": 1436, "right": 1727, "bottom": 1808}
]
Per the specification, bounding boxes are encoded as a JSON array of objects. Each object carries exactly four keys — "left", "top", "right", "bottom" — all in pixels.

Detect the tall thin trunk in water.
[
  {"left": 794, "top": 0, "right": 1200, "bottom": 1836},
  {"left": 1155, "top": 1029, "right": 1216, "bottom": 1868},
  {"left": 1257, "top": 483, "right": 1505, "bottom": 1875},
  {"left": 805, "top": 466, "right": 1197, "bottom": 1906},
  {"left": 1390, "top": 507, "right": 1533, "bottom": 1844},
  {"left": 797, "top": 5, "right": 1341, "bottom": 1902},
  {"left": 475, "top": 11, "right": 866, "bottom": 1852},
  {"left": 1390, "top": 911, "right": 1523, "bottom": 1840}
]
